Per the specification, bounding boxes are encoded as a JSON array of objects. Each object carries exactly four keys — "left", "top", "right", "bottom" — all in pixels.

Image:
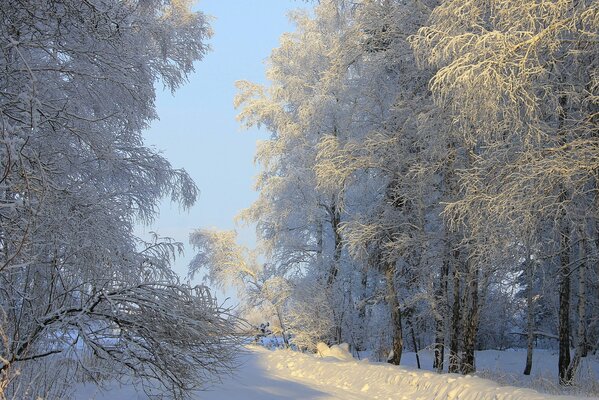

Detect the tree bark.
[
  {"left": 326, "top": 197, "right": 343, "bottom": 343},
  {"left": 385, "top": 263, "right": 403, "bottom": 365},
  {"left": 448, "top": 250, "right": 461, "bottom": 373},
  {"left": 275, "top": 306, "right": 290, "bottom": 348},
  {"left": 461, "top": 263, "right": 479, "bottom": 375},
  {"left": 566, "top": 234, "right": 588, "bottom": 380},
  {"left": 410, "top": 322, "right": 421, "bottom": 369},
  {"left": 558, "top": 223, "right": 572, "bottom": 385},
  {"left": 523, "top": 258, "right": 535, "bottom": 375},
  {"left": 356, "top": 266, "right": 368, "bottom": 351},
  {"left": 316, "top": 221, "right": 323, "bottom": 268},
  {"left": 327, "top": 198, "right": 342, "bottom": 287},
  {"left": 576, "top": 237, "right": 587, "bottom": 358},
  {"left": 557, "top": 92, "right": 573, "bottom": 386},
  {"left": 433, "top": 255, "right": 449, "bottom": 372}
]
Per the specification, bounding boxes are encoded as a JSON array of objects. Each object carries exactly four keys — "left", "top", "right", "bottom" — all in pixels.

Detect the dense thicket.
[
  {"left": 0, "top": 1, "right": 238, "bottom": 399},
  {"left": 221, "top": 0, "right": 598, "bottom": 387}
]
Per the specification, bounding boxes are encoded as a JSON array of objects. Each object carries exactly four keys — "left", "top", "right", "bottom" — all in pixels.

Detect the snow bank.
[
  {"left": 316, "top": 342, "right": 354, "bottom": 361},
  {"left": 260, "top": 346, "right": 594, "bottom": 400},
  {"left": 396, "top": 348, "right": 599, "bottom": 397}
]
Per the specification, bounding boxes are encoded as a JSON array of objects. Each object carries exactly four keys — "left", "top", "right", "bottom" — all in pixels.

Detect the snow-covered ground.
[
  {"left": 75, "top": 344, "right": 598, "bottom": 400},
  {"left": 397, "top": 348, "right": 599, "bottom": 398}
]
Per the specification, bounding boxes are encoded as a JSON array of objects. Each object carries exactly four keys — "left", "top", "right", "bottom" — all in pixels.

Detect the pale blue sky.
[{"left": 138, "top": 1, "right": 305, "bottom": 295}]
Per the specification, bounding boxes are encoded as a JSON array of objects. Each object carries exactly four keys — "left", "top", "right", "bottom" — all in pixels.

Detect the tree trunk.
[
  {"left": 410, "top": 322, "right": 421, "bottom": 369},
  {"left": 448, "top": 251, "right": 461, "bottom": 373},
  {"left": 433, "top": 255, "right": 449, "bottom": 372},
  {"left": 566, "top": 234, "right": 588, "bottom": 379},
  {"left": 326, "top": 198, "right": 343, "bottom": 343},
  {"left": 385, "top": 263, "right": 403, "bottom": 365},
  {"left": 523, "top": 258, "right": 535, "bottom": 375},
  {"left": 356, "top": 267, "right": 368, "bottom": 351},
  {"left": 433, "top": 318, "right": 445, "bottom": 372},
  {"left": 461, "top": 264, "right": 479, "bottom": 375},
  {"left": 558, "top": 224, "right": 572, "bottom": 385},
  {"left": 556, "top": 93, "right": 574, "bottom": 386},
  {"left": 576, "top": 238, "right": 587, "bottom": 358},
  {"left": 316, "top": 221, "right": 323, "bottom": 268},
  {"left": 275, "top": 306, "right": 290, "bottom": 348},
  {"left": 327, "top": 198, "right": 341, "bottom": 287}
]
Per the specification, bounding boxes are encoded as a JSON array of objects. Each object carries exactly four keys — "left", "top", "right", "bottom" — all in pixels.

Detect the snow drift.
[
  {"left": 316, "top": 342, "right": 354, "bottom": 361},
  {"left": 260, "top": 344, "right": 593, "bottom": 400}
]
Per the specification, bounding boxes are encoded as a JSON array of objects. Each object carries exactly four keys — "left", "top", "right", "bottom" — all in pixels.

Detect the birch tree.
[
  {"left": 0, "top": 1, "right": 238, "bottom": 398},
  {"left": 235, "top": 2, "right": 358, "bottom": 345},
  {"left": 314, "top": 0, "right": 448, "bottom": 366},
  {"left": 411, "top": 0, "right": 599, "bottom": 383}
]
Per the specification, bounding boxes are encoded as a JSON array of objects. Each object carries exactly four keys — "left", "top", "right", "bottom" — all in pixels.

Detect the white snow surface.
[
  {"left": 76, "top": 345, "right": 598, "bottom": 400},
  {"left": 316, "top": 341, "right": 354, "bottom": 361}
]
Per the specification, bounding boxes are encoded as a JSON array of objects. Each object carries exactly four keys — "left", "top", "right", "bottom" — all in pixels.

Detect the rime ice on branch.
[{"left": 0, "top": 1, "right": 238, "bottom": 399}]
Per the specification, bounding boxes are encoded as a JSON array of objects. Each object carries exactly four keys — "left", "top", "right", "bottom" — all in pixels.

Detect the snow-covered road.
[
  {"left": 77, "top": 346, "right": 364, "bottom": 400},
  {"left": 201, "top": 346, "right": 363, "bottom": 400},
  {"left": 77, "top": 345, "right": 595, "bottom": 400}
]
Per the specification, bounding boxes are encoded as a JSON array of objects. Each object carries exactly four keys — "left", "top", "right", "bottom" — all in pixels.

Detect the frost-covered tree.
[
  {"left": 0, "top": 1, "right": 238, "bottom": 398},
  {"left": 411, "top": 0, "right": 599, "bottom": 383},
  {"left": 235, "top": 1, "right": 360, "bottom": 347},
  {"left": 189, "top": 228, "right": 294, "bottom": 345},
  {"left": 227, "top": 0, "right": 597, "bottom": 389},
  {"left": 314, "top": 0, "right": 450, "bottom": 367}
]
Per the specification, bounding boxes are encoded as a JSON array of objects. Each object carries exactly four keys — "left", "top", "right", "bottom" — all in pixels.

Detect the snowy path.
[
  {"left": 78, "top": 346, "right": 364, "bottom": 400},
  {"left": 200, "top": 346, "right": 364, "bottom": 400},
  {"left": 77, "top": 346, "right": 595, "bottom": 400}
]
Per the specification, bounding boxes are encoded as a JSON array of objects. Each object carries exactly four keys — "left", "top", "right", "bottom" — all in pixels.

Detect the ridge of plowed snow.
[{"left": 257, "top": 345, "right": 593, "bottom": 400}]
